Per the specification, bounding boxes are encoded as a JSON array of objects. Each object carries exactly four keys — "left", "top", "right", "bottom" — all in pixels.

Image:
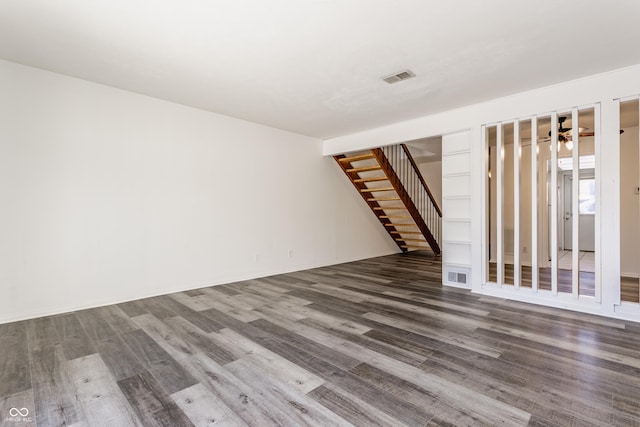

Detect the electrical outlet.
[{"left": 522, "top": 246, "right": 528, "bottom": 254}]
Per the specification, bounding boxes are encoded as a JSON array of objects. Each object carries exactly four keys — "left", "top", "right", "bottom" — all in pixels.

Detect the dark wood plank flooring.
[
  {"left": 1, "top": 252, "right": 639, "bottom": 426},
  {"left": 489, "top": 263, "right": 640, "bottom": 302},
  {"left": 489, "top": 263, "right": 596, "bottom": 296},
  {"left": 621, "top": 276, "right": 640, "bottom": 303}
]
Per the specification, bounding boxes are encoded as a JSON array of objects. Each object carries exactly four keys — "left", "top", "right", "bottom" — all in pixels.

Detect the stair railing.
[{"left": 381, "top": 144, "right": 442, "bottom": 250}]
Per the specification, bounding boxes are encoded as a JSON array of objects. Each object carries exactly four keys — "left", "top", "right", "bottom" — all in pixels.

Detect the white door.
[
  {"left": 577, "top": 176, "right": 596, "bottom": 251},
  {"left": 562, "top": 172, "right": 595, "bottom": 251},
  {"left": 563, "top": 174, "right": 573, "bottom": 250}
]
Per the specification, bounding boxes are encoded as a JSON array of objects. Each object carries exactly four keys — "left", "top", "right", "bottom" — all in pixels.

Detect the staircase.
[{"left": 334, "top": 144, "right": 441, "bottom": 254}]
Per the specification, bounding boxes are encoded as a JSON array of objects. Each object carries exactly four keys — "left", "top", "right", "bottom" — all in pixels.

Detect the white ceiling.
[{"left": 1, "top": 1, "right": 639, "bottom": 139}]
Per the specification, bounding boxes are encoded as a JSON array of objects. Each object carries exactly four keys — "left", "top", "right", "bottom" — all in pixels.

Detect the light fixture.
[
  {"left": 558, "top": 134, "right": 573, "bottom": 151},
  {"left": 551, "top": 138, "right": 573, "bottom": 152}
]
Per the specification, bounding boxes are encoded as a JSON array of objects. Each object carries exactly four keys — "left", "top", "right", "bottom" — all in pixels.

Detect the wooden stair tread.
[
  {"left": 367, "top": 197, "right": 400, "bottom": 201},
  {"left": 338, "top": 153, "right": 375, "bottom": 163},
  {"left": 395, "top": 238, "right": 426, "bottom": 242},
  {"left": 373, "top": 207, "right": 406, "bottom": 210},
  {"left": 360, "top": 187, "right": 394, "bottom": 193},
  {"left": 401, "top": 245, "right": 430, "bottom": 249},
  {"left": 353, "top": 176, "right": 388, "bottom": 183},
  {"left": 346, "top": 165, "right": 381, "bottom": 173},
  {"left": 379, "top": 215, "right": 411, "bottom": 219},
  {"left": 389, "top": 230, "right": 422, "bottom": 234},
  {"left": 384, "top": 223, "right": 418, "bottom": 227}
]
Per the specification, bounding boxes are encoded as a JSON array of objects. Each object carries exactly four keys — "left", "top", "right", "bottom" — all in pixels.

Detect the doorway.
[{"left": 560, "top": 170, "right": 595, "bottom": 252}]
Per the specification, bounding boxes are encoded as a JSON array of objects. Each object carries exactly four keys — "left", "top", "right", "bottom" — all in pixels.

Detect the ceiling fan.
[
  {"left": 503, "top": 117, "right": 626, "bottom": 148},
  {"left": 542, "top": 115, "right": 624, "bottom": 147},
  {"left": 543, "top": 116, "right": 592, "bottom": 145}
]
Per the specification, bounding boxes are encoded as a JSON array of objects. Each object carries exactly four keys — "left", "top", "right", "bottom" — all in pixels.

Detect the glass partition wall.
[{"left": 485, "top": 107, "right": 599, "bottom": 299}]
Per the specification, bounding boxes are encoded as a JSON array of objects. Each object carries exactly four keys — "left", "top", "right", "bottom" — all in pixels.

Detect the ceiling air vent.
[{"left": 382, "top": 69, "right": 416, "bottom": 84}]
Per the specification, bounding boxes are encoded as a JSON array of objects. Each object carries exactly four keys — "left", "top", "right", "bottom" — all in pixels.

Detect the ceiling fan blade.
[{"left": 577, "top": 130, "right": 624, "bottom": 137}]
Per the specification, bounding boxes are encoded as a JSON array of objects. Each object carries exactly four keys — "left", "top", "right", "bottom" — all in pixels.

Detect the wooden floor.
[
  {"left": 1, "top": 252, "right": 640, "bottom": 426},
  {"left": 488, "top": 263, "right": 595, "bottom": 296},
  {"left": 621, "top": 276, "right": 640, "bottom": 303},
  {"left": 489, "top": 263, "right": 640, "bottom": 302}
]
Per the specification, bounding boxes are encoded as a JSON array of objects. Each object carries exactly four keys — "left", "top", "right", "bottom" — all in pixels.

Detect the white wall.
[
  {"left": 417, "top": 161, "right": 442, "bottom": 209},
  {"left": 0, "top": 60, "right": 398, "bottom": 324}
]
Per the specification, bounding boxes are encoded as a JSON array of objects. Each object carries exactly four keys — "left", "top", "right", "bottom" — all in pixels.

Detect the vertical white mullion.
[
  {"left": 611, "top": 98, "right": 622, "bottom": 306},
  {"left": 551, "top": 113, "right": 559, "bottom": 295},
  {"left": 594, "top": 103, "right": 602, "bottom": 303},
  {"left": 496, "top": 123, "right": 504, "bottom": 287},
  {"left": 513, "top": 121, "right": 521, "bottom": 289},
  {"left": 531, "top": 116, "right": 539, "bottom": 292},
  {"left": 571, "top": 108, "right": 580, "bottom": 298}
]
